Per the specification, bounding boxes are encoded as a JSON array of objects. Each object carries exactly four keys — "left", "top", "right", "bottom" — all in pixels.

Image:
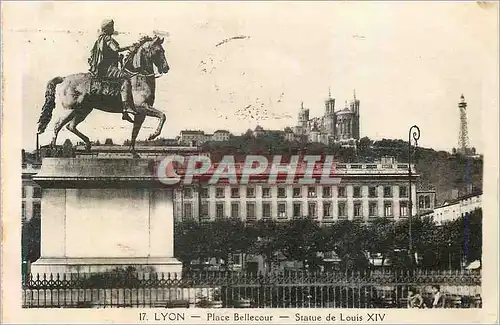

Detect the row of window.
[
  {"left": 182, "top": 200, "right": 409, "bottom": 220},
  {"left": 179, "top": 185, "right": 409, "bottom": 199}
]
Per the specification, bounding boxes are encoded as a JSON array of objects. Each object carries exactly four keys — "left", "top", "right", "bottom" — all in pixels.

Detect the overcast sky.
[{"left": 3, "top": 1, "right": 498, "bottom": 152}]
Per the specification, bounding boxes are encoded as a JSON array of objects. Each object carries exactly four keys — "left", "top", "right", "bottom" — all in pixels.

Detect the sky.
[{"left": 3, "top": 1, "right": 498, "bottom": 152}]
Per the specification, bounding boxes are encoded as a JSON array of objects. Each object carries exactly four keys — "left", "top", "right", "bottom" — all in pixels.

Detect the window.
[
  {"left": 354, "top": 202, "right": 362, "bottom": 217},
  {"left": 424, "top": 196, "right": 431, "bottom": 209},
  {"left": 231, "top": 187, "right": 240, "bottom": 198},
  {"left": 22, "top": 186, "right": 26, "bottom": 198},
  {"left": 32, "top": 201, "right": 41, "bottom": 219},
  {"left": 353, "top": 186, "right": 361, "bottom": 198},
  {"left": 216, "top": 187, "right": 225, "bottom": 198},
  {"left": 201, "top": 188, "right": 209, "bottom": 198},
  {"left": 262, "top": 187, "right": 271, "bottom": 198},
  {"left": 21, "top": 202, "right": 26, "bottom": 223},
  {"left": 383, "top": 186, "right": 392, "bottom": 198},
  {"left": 293, "top": 187, "right": 302, "bottom": 198},
  {"left": 246, "top": 202, "right": 256, "bottom": 220},
  {"left": 308, "top": 202, "right": 317, "bottom": 218},
  {"left": 33, "top": 187, "right": 42, "bottom": 198},
  {"left": 278, "top": 187, "right": 287, "bottom": 198},
  {"left": 418, "top": 196, "right": 425, "bottom": 209},
  {"left": 400, "top": 201, "right": 408, "bottom": 217},
  {"left": 278, "top": 203, "right": 287, "bottom": 219},
  {"left": 308, "top": 186, "right": 316, "bottom": 198},
  {"left": 246, "top": 187, "right": 255, "bottom": 198},
  {"left": 293, "top": 203, "right": 302, "bottom": 218},
  {"left": 369, "top": 186, "right": 377, "bottom": 198},
  {"left": 384, "top": 202, "right": 392, "bottom": 217},
  {"left": 399, "top": 186, "right": 408, "bottom": 198},
  {"left": 369, "top": 202, "right": 377, "bottom": 217},
  {"left": 262, "top": 202, "right": 271, "bottom": 219},
  {"left": 322, "top": 186, "right": 331, "bottom": 198},
  {"left": 338, "top": 186, "right": 346, "bottom": 198},
  {"left": 323, "top": 202, "right": 332, "bottom": 217},
  {"left": 231, "top": 202, "right": 240, "bottom": 218},
  {"left": 183, "top": 203, "right": 193, "bottom": 219},
  {"left": 200, "top": 202, "right": 209, "bottom": 217},
  {"left": 216, "top": 202, "right": 225, "bottom": 218},
  {"left": 183, "top": 188, "right": 193, "bottom": 199},
  {"left": 338, "top": 202, "right": 346, "bottom": 217}
]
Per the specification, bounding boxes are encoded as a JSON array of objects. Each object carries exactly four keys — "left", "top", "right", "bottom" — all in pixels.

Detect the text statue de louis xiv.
[{"left": 36, "top": 19, "right": 169, "bottom": 158}]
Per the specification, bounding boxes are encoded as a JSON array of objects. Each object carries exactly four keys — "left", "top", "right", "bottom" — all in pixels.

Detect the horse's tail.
[{"left": 37, "top": 76, "right": 65, "bottom": 134}]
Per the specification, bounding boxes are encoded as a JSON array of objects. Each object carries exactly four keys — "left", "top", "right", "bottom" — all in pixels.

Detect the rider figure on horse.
[{"left": 88, "top": 19, "right": 137, "bottom": 123}]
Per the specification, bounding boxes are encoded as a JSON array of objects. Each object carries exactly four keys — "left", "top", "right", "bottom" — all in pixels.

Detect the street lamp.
[{"left": 408, "top": 125, "right": 420, "bottom": 265}]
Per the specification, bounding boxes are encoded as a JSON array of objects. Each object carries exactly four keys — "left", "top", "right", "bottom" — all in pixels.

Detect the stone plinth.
[{"left": 30, "top": 158, "right": 182, "bottom": 276}]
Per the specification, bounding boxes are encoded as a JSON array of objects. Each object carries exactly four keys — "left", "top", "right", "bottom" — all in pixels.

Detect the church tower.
[
  {"left": 349, "top": 90, "right": 361, "bottom": 140},
  {"left": 324, "top": 88, "right": 336, "bottom": 137},
  {"left": 296, "top": 101, "right": 310, "bottom": 135}
]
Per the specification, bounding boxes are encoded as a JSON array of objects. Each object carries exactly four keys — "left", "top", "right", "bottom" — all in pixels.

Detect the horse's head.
[{"left": 126, "top": 35, "right": 169, "bottom": 75}]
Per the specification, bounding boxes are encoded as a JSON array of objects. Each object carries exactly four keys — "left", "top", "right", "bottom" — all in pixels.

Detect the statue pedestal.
[{"left": 30, "top": 158, "right": 182, "bottom": 276}]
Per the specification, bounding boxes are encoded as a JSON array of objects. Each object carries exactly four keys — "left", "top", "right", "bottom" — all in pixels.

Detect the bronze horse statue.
[{"left": 37, "top": 35, "right": 169, "bottom": 158}]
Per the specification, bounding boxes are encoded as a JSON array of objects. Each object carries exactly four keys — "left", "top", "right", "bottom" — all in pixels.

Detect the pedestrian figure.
[
  {"left": 431, "top": 285, "right": 446, "bottom": 308},
  {"left": 407, "top": 287, "right": 424, "bottom": 308}
]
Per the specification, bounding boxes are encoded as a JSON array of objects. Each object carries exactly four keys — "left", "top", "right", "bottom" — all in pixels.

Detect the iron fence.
[{"left": 22, "top": 269, "right": 481, "bottom": 308}]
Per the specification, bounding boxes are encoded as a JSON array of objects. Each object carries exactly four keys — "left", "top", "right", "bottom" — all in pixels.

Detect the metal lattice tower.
[{"left": 458, "top": 94, "right": 470, "bottom": 154}]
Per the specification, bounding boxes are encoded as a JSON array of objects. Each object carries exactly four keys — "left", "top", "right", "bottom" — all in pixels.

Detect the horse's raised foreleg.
[
  {"left": 129, "top": 113, "right": 146, "bottom": 159},
  {"left": 51, "top": 110, "right": 75, "bottom": 148},
  {"left": 66, "top": 108, "right": 93, "bottom": 151},
  {"left": 144, "top": 105, "right": 166, "bottom": 141}
]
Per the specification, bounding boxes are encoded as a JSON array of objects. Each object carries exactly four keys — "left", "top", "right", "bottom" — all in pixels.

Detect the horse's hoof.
[{"left": 122, "top": 114, "right": 134, "bottom": 123}]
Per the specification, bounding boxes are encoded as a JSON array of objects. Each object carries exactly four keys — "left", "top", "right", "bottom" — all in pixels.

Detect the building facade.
[
  {"left": 174, "top": 157, "right": 420, "bottom": 223},
  {"left": 422, "top": 192, "right": 482, "bottom": 225},
  {"left": 179, "top": 130, "right": 231, "bottom": 146}
]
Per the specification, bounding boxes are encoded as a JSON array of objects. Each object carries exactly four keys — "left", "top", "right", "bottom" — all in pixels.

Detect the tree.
[
  {"left": 365, "top": 218, "right": 395, "bottom": 267},
  {"left": 104, "top": 138, "right": 114, "bottom": 145},
  {"left": 22, "top": 216, "right": 41, "bottom": 264},
  {"left": 208, "top": 218, "right": 253, "bottom": 270},
  {"left": 62, "top": 139, "right": 74, "bottom": 157},
  {"left": 174, "top": 220, "right": 208, "bottom": 269},
  {"left": 279, "top": 218, "right": 323, "bottom": 271},
  {"left": 330, "top": 220, "right": 370, "bottom": 271},
  {"left": 248, "top": 220, "right": 283, "bottom": 272},
  {"left": 466, "top": 209, "right": 482, "bottom": 265}
]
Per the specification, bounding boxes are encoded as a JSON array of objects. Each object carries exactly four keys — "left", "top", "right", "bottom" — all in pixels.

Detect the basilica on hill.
[{"left": 293, "top": 90, "right": 361, "bottom": 146}]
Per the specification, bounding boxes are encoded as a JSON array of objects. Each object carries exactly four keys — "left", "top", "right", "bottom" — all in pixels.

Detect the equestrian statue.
[{"left": 37, "top": 19, "right": 169, "bottom": 158}]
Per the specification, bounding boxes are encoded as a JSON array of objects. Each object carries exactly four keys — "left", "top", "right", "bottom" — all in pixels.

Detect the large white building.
[
  {"left": 174, "top": 157, "right": 426, "bottom": 223},
  {"left": 421, "top": 192, "right": 482, "bottom": 225}
]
